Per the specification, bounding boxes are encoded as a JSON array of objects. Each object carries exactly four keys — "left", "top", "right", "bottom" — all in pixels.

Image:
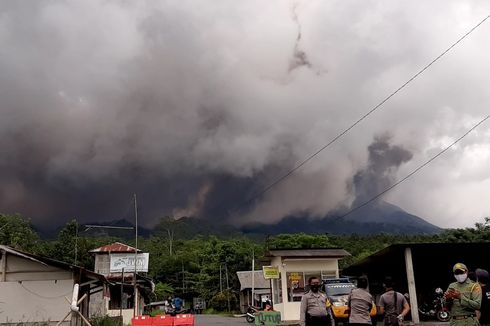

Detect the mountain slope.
[{"left": 240, "top": 201, "right": 441, "bottom": 235}]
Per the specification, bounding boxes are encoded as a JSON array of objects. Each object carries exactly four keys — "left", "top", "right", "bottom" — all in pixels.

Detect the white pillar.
[
  {"left": 280, "top": 261, "right": 288, "bottom": 317},
  {"left": 404, "top": 247, "right": 419, "bottom": 324}
]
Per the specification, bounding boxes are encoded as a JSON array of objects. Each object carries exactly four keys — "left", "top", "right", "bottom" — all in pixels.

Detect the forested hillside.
[{"left": 1, "top": 213, "right": 489, "bottom": 311}]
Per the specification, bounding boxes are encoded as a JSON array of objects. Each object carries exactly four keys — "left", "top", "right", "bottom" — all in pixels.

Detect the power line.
[
  {"left": 339, "top": 115, "right": 490, "bottom": 218},
  {"left": 243, "top": 13, "right": 490, "bottom": 205}
]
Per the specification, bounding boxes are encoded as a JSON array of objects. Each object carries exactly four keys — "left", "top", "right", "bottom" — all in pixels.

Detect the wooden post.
[
  {"left": 1, "top": 250, "right": 7, "bottom": 282},
  {"left": 404, "top": 247, "right": 419, "bottom": 324},
  {"left": 121, "top": 268, "right": 124, "bottom": 317}
]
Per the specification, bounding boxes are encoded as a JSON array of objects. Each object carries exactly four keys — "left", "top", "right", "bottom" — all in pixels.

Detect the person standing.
[
  {"left": 379, "top": 277, "right": 410, "bottom": 326},
  {"left": 476, "top": 268, "right": 490, "bottom": 326},
  {"left": 300, "top": 276, "right": 332, "bottom": 326},
  {"left": 348, "top": 276, "right": 374, "bottom": 326},
  {"left": 444, "top": 263, "right": 481, "bottom": 326}
]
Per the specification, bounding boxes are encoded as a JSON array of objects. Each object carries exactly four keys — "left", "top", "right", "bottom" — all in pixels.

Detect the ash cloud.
[
  {"left": 352, "top": 135, "right": 413, "bottom": 206},
  {"left": 289, "top": 3, "right": 312, "bottom": 72},
  {"left": 1, "top": 1, "right": 490, "bottom": 229}
]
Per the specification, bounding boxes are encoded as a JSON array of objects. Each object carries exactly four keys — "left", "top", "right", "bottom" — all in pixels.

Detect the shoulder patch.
[{"left": 470, "top": 282, "right": 481, "bottom": 294}]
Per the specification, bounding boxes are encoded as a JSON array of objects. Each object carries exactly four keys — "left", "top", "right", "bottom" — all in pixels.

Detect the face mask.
[
  {"left": 310, "top": 285, "right": 320, "bottom": 292},
  {"left": 454, "top": 274, "right": 467, "bottom": 283}
]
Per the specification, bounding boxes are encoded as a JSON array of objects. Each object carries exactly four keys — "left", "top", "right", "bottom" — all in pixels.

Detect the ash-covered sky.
[{"left": 1, "top": 0, "right": 490, "bottom": 229}]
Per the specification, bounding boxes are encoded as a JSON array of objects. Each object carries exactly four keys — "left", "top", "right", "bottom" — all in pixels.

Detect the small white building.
[
  {"left": 0, "top": 245, "right": 109, "bottom": 325},
  {"left": 89, "top": 242, "right": 153, "bottom": 324},
  {"left": 265, "top": 248, "right": 350, "bottom": 322}
]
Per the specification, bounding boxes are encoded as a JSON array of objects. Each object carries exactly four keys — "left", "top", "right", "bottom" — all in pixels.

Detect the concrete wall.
[
  {"left": 4, "top": 255, "right": 72, "bottom": 281},
  {"left": 94, "top": 254, "right": 111, "bottom": 275},
  {"left": 0, "top": 279, "right": 73, "bottom": 323},
  {"left": 89, "top": 291, "right": 108, "bottom": 318},
  {"left": 0, "top": 251, "right": 75, "bottom": 324},
  {"left": 107, "top": 309, "right": 133, "bottom": 325}
]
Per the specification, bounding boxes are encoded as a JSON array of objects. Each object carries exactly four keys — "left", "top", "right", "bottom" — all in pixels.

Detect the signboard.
[
  {"left": 255, "top": 312, "right": 281, "bottom": 326},
  {"left": 110, "top": 253, "right": 149, "bottom": 273},
  {"left": 288, "top": 272, "right": 302, "bottom": 282},
  {"left": 262, "top": 266, "right": 280, "bottom": 279}
]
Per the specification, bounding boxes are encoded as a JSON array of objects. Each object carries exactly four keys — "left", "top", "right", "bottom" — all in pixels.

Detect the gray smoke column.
[{"left": 352, "top": 135, "right": 413, "bottom": 206}]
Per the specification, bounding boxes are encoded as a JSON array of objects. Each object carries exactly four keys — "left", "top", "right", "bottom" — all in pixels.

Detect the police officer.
[
  {"left": 476, "top": 268, "right": 490, "bottom": 326},
  {"left": 300, "top": 276, "right": 332, "bottom": 326},
  {"left": 445, "top": 263, "right": 482, "bottom": 326}
]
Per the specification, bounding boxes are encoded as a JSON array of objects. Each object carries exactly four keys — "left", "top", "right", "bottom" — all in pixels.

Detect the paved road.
[{"left": 195, "top": 314, "right": 249, "bottom": 325}]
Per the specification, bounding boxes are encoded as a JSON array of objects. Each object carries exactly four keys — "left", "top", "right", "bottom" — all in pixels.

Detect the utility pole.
[
  {"left": 225, "top": 263, "right": 230, "bottom": 312},
  {"left": 74, "top": 221, "right": 78, "bottom": 266},
  {"left": 251, "top": 249, "right": 255, "bottom": 307},
  {"left": 133, "top": 194, "right": 138, "bottom": 317},
  {"left": 182, "top": 261, "right": 185, "bottom": 293}
]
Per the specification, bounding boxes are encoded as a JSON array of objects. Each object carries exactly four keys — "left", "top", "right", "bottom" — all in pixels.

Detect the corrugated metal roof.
[
  {"left": 236, "top": 270, "right": 271, "bottom": 290},
  {"left": 266, "top": 248, "right": 350, "bottom": 258},
  {"left": 89, "top": 242, "right": 141, "bottom": 253},
  {"left": 0, "top": 245, "right": 112, "bottom": 285},
  {"left": 0, "top": 245, "right": 48, "bottom": 266}
]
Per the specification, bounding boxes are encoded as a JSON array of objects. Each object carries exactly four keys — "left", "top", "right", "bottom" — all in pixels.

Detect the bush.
[
  {"left": 90, "top": 315, "right": 122, "bottom": 326},
  {"left": 208, "top": 290, "right": 237, "bottom": 312}
]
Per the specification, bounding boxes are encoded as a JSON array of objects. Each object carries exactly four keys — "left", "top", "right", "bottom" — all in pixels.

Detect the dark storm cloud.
[{"left": 1, "top": 0, "right": 490, "bottom": 228}]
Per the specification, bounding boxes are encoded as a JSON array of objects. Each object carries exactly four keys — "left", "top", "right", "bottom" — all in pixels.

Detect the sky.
[{"left": 1, "top": 0, "right": 490, "bottom": 229}]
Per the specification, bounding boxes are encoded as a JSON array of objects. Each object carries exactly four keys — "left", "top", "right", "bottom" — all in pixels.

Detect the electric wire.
[
  {"left": 339, "top": 115, "right": 490, "bottom": 218},
  {"left": 20, "top": 282, "right": 73, "bottom": 299},
  {"left": 243, "top": 13, "right": 490, "bottom": 205}
]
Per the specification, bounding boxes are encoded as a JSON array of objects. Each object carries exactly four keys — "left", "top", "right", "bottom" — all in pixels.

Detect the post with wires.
[{"left": 133, "top": 193, "right": 138, "bottom": 317}]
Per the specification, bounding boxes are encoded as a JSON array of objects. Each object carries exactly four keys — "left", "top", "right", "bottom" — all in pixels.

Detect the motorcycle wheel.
[
  {"left": 436, "top": 309, "right": 450, "bottom": 322},
  {"left": 246, "top": 314, "right": 255, "bottom": 323}
]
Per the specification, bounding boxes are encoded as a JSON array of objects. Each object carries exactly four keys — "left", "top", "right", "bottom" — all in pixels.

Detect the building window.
[
  {"left": 321, "top": 270, "right": 337, "bottom": 280},
  {"left": 286, "top": 271, "right": 337, "bottom": 302},
  {"left": 109, "top": 285, "right": 134, "bottom": 310},
  {"left": 287, "top": 272, "right": 307, "bottom": 302}
]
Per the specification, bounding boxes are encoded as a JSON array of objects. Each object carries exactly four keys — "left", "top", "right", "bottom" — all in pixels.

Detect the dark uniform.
[
  {"left": 446, "top": 263, "right": 482, "bottom": 326},
  {"left": 480, "top": 283, "right": 490, "bottom": 326},
  {"left": 300, "top": 290, "right": 331, "bottom": 326}
]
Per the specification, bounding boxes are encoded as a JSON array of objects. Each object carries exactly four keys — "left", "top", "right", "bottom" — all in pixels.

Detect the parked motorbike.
[
  {"left": 246, "top": 305, "right": 260, "bottom": 323},
  {"left": 418, "top": 288, "right": 450, "bottom": 322}
]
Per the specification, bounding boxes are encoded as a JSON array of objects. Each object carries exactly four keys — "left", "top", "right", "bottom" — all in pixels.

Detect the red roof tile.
[{"left": 89, "top": 242, "right": 141, "bottom": 253}]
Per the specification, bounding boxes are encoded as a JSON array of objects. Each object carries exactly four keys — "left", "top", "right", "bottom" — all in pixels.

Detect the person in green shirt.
[{"left": 445, "top": 263, "right": 482, "bottom": 326}]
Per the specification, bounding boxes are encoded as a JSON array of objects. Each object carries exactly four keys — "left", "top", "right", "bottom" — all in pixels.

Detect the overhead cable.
[
  {"left": 339, "top": 114, "right": 490, "bottom": 218},
  {"left": 244, "top": 13, "right": 490, "bottom": 204}
]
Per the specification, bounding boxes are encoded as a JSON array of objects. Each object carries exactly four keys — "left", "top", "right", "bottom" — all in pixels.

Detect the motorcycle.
[
  {"left": 418, "top": 288, "right": 450, "bottom": 322},
  {"left": 246, "top": 305, "right": 260, "bottom": 323}
]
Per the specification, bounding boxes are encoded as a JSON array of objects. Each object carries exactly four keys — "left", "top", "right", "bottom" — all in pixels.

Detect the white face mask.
[{"left": 454, "top": 274, "right": 467, "bottom": 283}]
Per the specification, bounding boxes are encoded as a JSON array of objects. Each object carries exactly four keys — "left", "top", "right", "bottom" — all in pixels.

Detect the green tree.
[
  {"left": 154, "top": 282, "right": 174, "bottom": 301},
  {"left": 0, "top": 214, "right": 40, "bottom": 251},
  {"left": 268, "top": 233, "right": 332, "bottom": 249}
]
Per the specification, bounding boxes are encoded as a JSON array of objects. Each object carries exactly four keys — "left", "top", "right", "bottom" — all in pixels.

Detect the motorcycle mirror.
[{"left": 435, "top": 288, "right": 443, "bottom": 294}]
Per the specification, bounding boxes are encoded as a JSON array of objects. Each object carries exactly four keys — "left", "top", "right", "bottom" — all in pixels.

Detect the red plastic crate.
[
  {"left": 132, "top": 316, "right": 153, "bottom": 326},
  {"left": 173, "top": 314, "right": 194, "bottom": 326},
  {"left": 153, "top": 315, "right": 175, "bottom": 326}
]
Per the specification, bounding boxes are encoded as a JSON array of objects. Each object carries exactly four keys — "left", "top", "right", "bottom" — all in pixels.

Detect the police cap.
[{"left": 453, "top": 263, "right": 468, "bottom": 273}]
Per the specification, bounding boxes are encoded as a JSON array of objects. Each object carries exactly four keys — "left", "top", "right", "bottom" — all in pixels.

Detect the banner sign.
[
  {"left": 262, "top": 266, "right": 280, "bottom": 279},
  {"left": 110, "top": 253, "right": 149, "bottom": 272},
  {"left": 255, "top": 312, "right": 281, "bottom": 326}
]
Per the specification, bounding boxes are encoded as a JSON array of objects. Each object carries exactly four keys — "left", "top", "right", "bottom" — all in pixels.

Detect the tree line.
[{"left": 1, "top": 213, "right": 489, "bottom": 311}]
